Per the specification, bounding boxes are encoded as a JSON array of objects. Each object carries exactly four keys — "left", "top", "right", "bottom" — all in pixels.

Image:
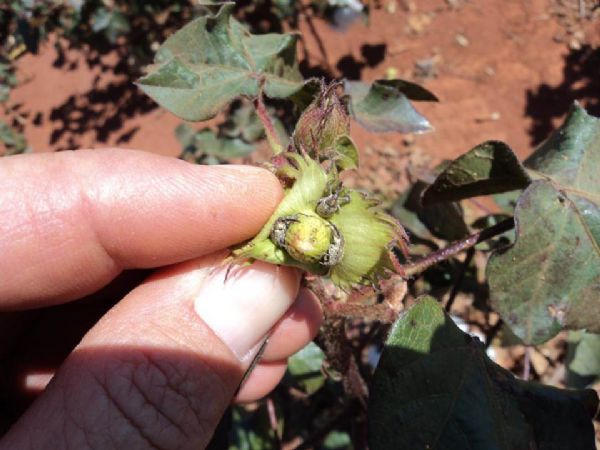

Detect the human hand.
[{"left": 0, "top": 149, "right": 322, "bottom": 449}]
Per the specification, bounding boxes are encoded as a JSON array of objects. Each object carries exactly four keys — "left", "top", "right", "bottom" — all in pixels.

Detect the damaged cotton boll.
[
  {"left": 270, "top": 214, "right": 345, "bottom": 267},
  {"left": 232, "top": 153, "right": 406, "bottom": 290},
  {"left": 231, "top": 83, "right": 408, "bottom": 290}
]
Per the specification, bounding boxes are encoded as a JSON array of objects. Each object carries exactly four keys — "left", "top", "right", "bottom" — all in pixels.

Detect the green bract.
[
  {"left": 292, "top": 83, "right": 350, "bottom": 155},
  {"left": 232, "top": 153, "right": 404, "bottom": 290}
]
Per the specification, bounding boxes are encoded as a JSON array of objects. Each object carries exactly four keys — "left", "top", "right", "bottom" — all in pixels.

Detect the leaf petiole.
[
  {"left": 404, "top": 217, "right": 515, "bottom": 277},
  {"left": 254, "top": 88, "right": 284, "bottom": 155}
]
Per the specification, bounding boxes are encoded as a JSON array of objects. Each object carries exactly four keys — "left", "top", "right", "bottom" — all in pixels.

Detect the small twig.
[
  {"left": 297, "top": 33, "right": 311, "bottom": 66},
  {"left": 522, "top": 346, "right": 531, "bottom": 380},
  {"left": 266, "top": 397, "right": 282, "bottom": 445},
  {"left": 254, "top": 86, "right": 284, "bottom": 155},
  {"left": 346, "top": 354, "right": 369, "bottom": 409},
  {"left": 485, "top": 319, "right": 503, "bottom": 349},
  {"left": 298, "top": 7, "right": 333, "bottom": 75},
  {"left": 445, "top": 247, "right": 475, "bottom": 312},
  {"left": 579, "top": 0, "right": 586, "bottom": 17},
  {"left": 404, "top": 217, "right": 514, "bottom": 277},
  {"left": 320, "top": 318, "right": 368, "bottom": 406}
]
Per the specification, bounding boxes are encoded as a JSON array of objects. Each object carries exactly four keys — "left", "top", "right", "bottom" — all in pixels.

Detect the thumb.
[{"left": 1, "top": 253, "right": 300, "bottom": 450}]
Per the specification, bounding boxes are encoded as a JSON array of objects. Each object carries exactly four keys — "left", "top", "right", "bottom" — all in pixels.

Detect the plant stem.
[
  {"left": 298, "top": 6, "right": 333, "bottom": 74},
  {"left": 254, "top": 90, "right": 284, "bottom": 155},
  {"left": 485, "top": 318, "right": 503, "bottom": 349},
  {"left": 404, "top": 217, "right": 515, "bottom": 277},
  {"left": 522, "top": 346, "right": 531, "bottom": 380},
  {"left": 444, "top": 246, "right": 475, "bottom": 312},
  {"left": 266, "top": 397, "right": 282, "bottom": 445}
]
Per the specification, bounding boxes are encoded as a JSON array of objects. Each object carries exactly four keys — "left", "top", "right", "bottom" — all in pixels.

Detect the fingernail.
[{"left": 194, "top": 261, "right": 299, "bottom": 361}]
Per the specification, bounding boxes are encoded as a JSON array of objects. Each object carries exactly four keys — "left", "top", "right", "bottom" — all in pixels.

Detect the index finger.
[{"left": 0, "top": 149, "right": 282, "bottom": 310}]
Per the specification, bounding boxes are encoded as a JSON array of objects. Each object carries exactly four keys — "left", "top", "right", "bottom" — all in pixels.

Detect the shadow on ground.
[{"left": 525, "top": 45, "right": 600, "bottom": 145}]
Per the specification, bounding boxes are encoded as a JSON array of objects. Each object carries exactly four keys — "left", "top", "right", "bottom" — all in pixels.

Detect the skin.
[{"left": 0, "top": 149, "right": 323, "bottom": 450}]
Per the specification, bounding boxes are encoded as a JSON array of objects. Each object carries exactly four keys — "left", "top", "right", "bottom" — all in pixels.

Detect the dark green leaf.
[
  {"left": 489, "top": 181, "right": 600, "bottom": 344},
  {"left": 222, "top": 101, "right": 289, "bottom": 147},
  {"left": 422, "top": 141, "right": 531, "bottom": 205},
  {"left": 91, "top": 7, "right": 111, "bottom": 32},
  {"left": 391, "top": 191, "right": 434, "bottom": 242},
  {"left": 174, "top": 123, "right": 196, "bottom": 148},
  {"left": 402, "top": 181, "right": 470, "bottom": 241},
  {"left": 288, "top": 78, "right": 321, "bottom": 112},
  {"left": 488, "top": 105, "right": 600, "bottom": 344},
  {"left": 137, "top": 4, "right": 303, "bottom": 121},
  {"left": 0, "top": 85, "right": 9, "bottom": 103},
  {"left": 104, "top": 11, "right": 130, "bottom": 44},
  {"left": 222, "top": 102, "right": 265, "bottom": 143},
  {"left": 373, "top": 79, "right": 438, "bottom": 102},
  {"left": 369, "top": 296, "right": 598, "bottom": 450},
  {"left": 0, "top": 121, "right": 29, "bottom": 155},
  {"left": 0, "top": 62, "right": 17, "bottom": 103},
  {"left": 493, "top": 190, "right": 520, "bottom": 214},
  {"left": 271, "top": 0, "right": 297, "bottom": 19},
  {"left": 417, "top": 201, "right": 469, "bottom": 241},
  {"left": 228, "top": 404, "right": 278, "bottom": 450},
  {"left": 286, "top": 341, "right": 325, "bottom": 394},
  {"left": 91, "top": 8, "right": 130, "bottom": 43},
  {"left": 345, "top": 80, "right": 433, "bottom": 134},
  {"left": 566, "top": 331, "right": 600, "bottom": 389},
  {"left": 176, "top": 124, "right": 256, "bottom": 160},
  {"left": 322, "top": 430, "right": 352, "bottom": 449},
  {"left": 525, "top": 103, "right": 600, "bottom": 181},
  {"left": 194, "top": 130, "right": 256, "bottom": 158}
]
